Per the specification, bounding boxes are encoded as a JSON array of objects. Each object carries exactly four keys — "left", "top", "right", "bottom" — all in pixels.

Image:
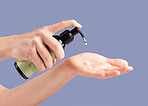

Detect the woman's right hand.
[{"left": 9, "top": 20, "right": 82, "bottom": 72}]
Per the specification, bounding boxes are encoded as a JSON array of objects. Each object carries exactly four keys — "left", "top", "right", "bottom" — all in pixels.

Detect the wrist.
[
  {"left": 0, "top": 36, "right": 13, "bottom": 60},
  {"left": 55, "top": 60, "right": 77, "bottom": 78},
  {"left": 60, "top": 59, "right": 78, "bottom": 77}
]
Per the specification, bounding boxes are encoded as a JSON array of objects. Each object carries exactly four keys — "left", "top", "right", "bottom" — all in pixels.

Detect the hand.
[
  {"left": 63, "top": 53, "right": 133, "bottom": 79},
  {"left": 9, "top": 20, "right": 82, "bottom": 72}
]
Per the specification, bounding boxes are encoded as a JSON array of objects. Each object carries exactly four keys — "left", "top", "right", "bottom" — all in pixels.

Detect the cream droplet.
[{"left": 84, "top": 61, "right": 91, "bottom": 65}]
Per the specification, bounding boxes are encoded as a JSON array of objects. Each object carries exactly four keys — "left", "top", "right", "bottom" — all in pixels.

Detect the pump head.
[
  {"left": 60, "top": 27, "right": 87, "bottom": 45},
  {"left": 70, "top": 27, "right": 87, "bottom": 45}
]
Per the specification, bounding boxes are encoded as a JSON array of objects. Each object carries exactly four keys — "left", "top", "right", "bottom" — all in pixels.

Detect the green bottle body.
[{"left": 14, "top": 36, "right": 63, "bottom": 79}]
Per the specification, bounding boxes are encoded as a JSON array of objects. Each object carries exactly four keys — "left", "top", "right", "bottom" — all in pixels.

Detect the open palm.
[{"left": 65, "top": 53, "right": 133, "bottom": 79}]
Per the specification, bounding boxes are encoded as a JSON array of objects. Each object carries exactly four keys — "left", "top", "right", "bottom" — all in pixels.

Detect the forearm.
[
  {"left": 0, "top": 36, "right": 12, "bottom": 61},
  {"left": 0, "top": 61, "right": 76, "bottom": 106}
]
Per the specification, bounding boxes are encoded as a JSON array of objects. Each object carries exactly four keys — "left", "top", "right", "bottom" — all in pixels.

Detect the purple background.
[{"left": 0, "top": 0, "right": 148, "bottom": 106}]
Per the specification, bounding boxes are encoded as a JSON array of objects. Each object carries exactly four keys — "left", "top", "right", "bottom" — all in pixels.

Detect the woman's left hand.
[{"left": 63, "top": 52, "right": 133, "bottom": 79}]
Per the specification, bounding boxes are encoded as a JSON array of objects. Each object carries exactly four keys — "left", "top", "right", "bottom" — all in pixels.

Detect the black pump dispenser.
[{"left": 60, "top": 27, "right": 87, "bottom": 46}]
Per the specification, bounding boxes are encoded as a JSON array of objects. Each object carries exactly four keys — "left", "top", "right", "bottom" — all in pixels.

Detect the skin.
[
  {"left": 0, "top": 20, "right": 133, "bottom": 106},
  {"left": 0, "top": 19, "right": 82, "bottom": 72}
]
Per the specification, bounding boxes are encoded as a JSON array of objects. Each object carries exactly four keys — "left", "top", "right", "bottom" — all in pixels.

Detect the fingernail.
[
  {"left": 128, "top": 66, "right": 133, "bottom": 71},
  {"left": 77, "top": 23, "right": 82, "bottom": 29},
  {"left": 53, "top": 59, "right": 56, "bottom": 65},
  {"left": 79, "top": 24, "right": 82, "bottom": 28}
]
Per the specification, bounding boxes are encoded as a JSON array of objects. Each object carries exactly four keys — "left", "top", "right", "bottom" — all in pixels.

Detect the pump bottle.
[{"left": 14, "top": 27, "right": 87, "bottom": 79}]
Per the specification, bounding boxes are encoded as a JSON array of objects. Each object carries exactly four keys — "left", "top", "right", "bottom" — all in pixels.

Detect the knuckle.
[
  {"left": 28, "top": 48, "right": 34, "bottom": 57},
  {"left": 44, "top": 56, "right": 50, "bottom": 62},
  {"left": 35, "top": 28, "right": 46, "bottom": 37},
  {"left": 34, "top": 29, "right": 43, "bottom": 37},
  {"left": 39, "top": 30, "right": 44, "bottom": 35},
  {"left": 33, "top": 32, "right": 41, "bottom": 40},
  {"left": 40, "top": 66, "right": 45, "bottom": 72},
  {"left": 44, "top": 56, "right": 49, "bottom": 61},
  {"left": 52, "top": 42, "right": 61, "bottom": 51},
  {"left": 38, "top": 30, "right": 48, "bottom": 39},
  {"left": 31, "top": 38, "right": 37, "bottom": 45}
]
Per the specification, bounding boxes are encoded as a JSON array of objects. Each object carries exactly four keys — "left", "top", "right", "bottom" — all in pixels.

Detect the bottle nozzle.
[
  {"left": 70, "top": 27, "right": 87, "bottom": 45},
  {"left": 83, "top": 37, "right": 87, "bottom": 45}
]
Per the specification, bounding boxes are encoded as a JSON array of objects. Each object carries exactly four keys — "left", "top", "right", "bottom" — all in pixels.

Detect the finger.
[
  {"left": 128, "top": 66, "right": 133, "bottom": 71},
  {"left": 107, "top": 59, "right": 128, "bottom": 68},
  {"left": 104, "top": 70, "right": 121, "bottom": 77},
  {"left": 101, "top": 66, "right": 133, "bottom": 79},
  {"left": 36, "top": 39, "right": 53, "bottom": 69},
  {"left": 104, "top": 66, "right": 119, "bottom": 71},
  {"left": 108, "top": 67, "right": 133, "bottom": 79},
  {"left": 82, "top": 66, "right": 119, "bottom": 79},
  {"left": 48, "top": 19, "right": 82, "bottom": 34},
  {"left": 40, "top": 29, "right": 65, "bottom": 60},
  {"left": 89, "top": 71, "right": 105, "bottom": 78},
  {"left": 101, "top": 66, "right": 125, "bottom": 78},
  {"left": 79, "top": 67, "right": 105, "bottom": 78},
  {"left": 119, "top": 66, "right": 133, "bottom": 75},
  {"left": 31, "top": 49, "right": 46, "bottom": 72}
]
